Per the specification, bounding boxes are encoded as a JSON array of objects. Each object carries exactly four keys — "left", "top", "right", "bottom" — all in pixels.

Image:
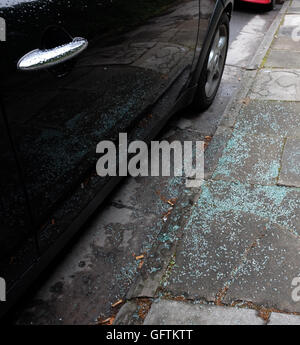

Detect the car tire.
[{"left": 192, "top": 13, "right": 229, "bottom": 112}]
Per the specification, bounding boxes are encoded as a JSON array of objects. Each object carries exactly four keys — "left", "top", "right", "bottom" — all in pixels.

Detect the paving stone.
[
  {"left": 277, "top": 14, "right": 300, "bottom": 37},
  {"left": 114, "top": 301, "right": 142, "bottom": 325},
  {"left": 223, "top": 223, "right": 300, "bottom": 313},
  {"left": 278, "top": 138, "right": 300, "bottom": 187},
  {"left": 144, "top": 300, "right": 265, "bottom": 325},
  {"left": 265, "top": 50, "right": 300, "bottom": 69},
  {"left": 268, "top": 312, "right": 300, "bottom": 325},
  {"left": 163, "top": 209, "right": 269, "bottom": 301},
  {"left": 234, "top": 100, "right": 300, "bottom": 138},
  {"left": 212, "top": 131, "right": 283, "bottom": 185},
  {"left": 287, "top": 6, "right": 300, "bottom": 14},
  {"left": 272, "top": 36, "right": 300, "bottom": 51},
  {"left": 163, "top": 181, "right": 300, "bottom": 301},
  {"left": 249, "top": 69, "right": 300, "bottom": 101}
]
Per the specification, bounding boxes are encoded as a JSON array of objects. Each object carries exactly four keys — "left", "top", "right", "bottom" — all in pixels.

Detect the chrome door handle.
[{"left": 17, "top": 37, "right": 88, "bottom": 71}]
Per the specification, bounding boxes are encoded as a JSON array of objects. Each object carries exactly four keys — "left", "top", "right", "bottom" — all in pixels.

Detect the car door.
[
  {"left": 0, "top": 100, "right": 38, "bottom": 297},
  {"left": 0, "top": 0, "right": 198, "bottom": 256}
]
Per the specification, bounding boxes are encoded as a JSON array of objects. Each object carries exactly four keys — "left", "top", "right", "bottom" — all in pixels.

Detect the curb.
[
  {"left": 247, "top": 0, "right": 290, "bottom": 70},
  {"left": 219, "top": 1, "right": 289, "bottom": 128},
  {"left": 114, "top": 2, "right": 290, "bottom": 325}
]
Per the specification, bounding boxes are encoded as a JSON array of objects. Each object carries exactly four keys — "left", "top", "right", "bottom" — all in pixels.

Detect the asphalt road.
[{"left": 11, "top": 2, "right": 281, "bottom": 325}]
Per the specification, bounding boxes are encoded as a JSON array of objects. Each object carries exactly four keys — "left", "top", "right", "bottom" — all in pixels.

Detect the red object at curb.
[{"left": 239, "top": 0, "right": 271, "bottom": 4}]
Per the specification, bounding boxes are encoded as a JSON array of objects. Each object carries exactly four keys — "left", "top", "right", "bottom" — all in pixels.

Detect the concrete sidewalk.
[{"left": 115, "top": 0, "right": 300, "bottom": 325}]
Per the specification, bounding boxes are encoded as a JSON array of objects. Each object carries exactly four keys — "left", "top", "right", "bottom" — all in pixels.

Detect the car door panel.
[
  {"left": 0, "top": 0, "right": 199, "bottom": 255},
  {"left": 0, "top": 101, "right": 38, "bottom": 292}
]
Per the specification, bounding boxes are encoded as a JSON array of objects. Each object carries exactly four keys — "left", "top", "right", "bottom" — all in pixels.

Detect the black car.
[{"left": 0, "top": 0, "right": 233, "bottom": 317}]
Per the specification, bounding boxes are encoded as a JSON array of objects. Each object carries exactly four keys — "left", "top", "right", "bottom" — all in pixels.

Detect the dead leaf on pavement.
[
  {"left": 137, "top": 299, "right": 152, "bottom": 320},
  {"left": 136, "top": 255, "right": 144, "bottom": 261},
  {"left": 241, "top": 97, "right": 251, "bottom": 106},
  {"left": 112, "top": 299, "right": 124, "bottom": 308},
  {"left": 204, "top": 135, "right": 213, "bottom": 150},
  {"left": 98, "top": 316, "right": 115, "bottom": 325},
  {"left": 162, "top": 208, "right": 173, "bottom": 222},
  {"left": 258, "top": 308, "right": 270, "bottom": 322},
  {"left": 167, "top": 198, "right": 177, "bottom": 206}
]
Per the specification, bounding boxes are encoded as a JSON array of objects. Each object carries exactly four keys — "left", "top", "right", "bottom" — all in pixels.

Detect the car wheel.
[{"left": 192, "top": 13, "right": 229, "bottom": 111}]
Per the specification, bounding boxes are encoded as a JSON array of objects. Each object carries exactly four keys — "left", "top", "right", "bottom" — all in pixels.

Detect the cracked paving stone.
[
  {"left": 249, "top": 69, "right": 300, "bottom": 101},
  {"left": 162, "top": 181, "right": 300, "bottom": 301},
  {"left": 212, "top": 130, "right": 283, "bottom": 185},
  {"left": 223, "top": 222, "right": 300, "bottom": 313},
  {"left": 144, "top": 300, "right": 265, "bottom": 325},
  {"left": 278, "top": 138, "right": 300, "bottom": 187},
  {"left": 163, "top": 209, "right": 269, "bottom": 301}
]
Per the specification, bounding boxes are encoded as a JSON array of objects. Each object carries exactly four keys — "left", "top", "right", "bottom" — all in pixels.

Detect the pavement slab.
[
  {"left": 144, "top": 300, "right": 265, "bottom": 325},
  {"left": 271, "top": 36, "right": 300, "bottom": 51},
  {"left": 162, "top": 181, "right": 300, "bottom": 301},
  {"left": 234, "top": 100, "right": 300, "bottom": 139},
  {"left": 223, "top": 222, "right": 300, "bottom": 313},
  {"left": 212, "top": 131, "right": 283, "bottom": 185},
  {"left": 287, "top": 7, "right": 300, "bottom": 14},
  {"left": 268, "top": 312, "right": 300, "bottom": 325},
  {"left": 249, "top": 69, "right": 300, "bottom": 101},
  {"left": 278, "top": 138, "right": 300, "bottom": 187},
  {"left": 277, "top": 14, "right": 300, "bottom": 37},
  {"left": 265, "top": 50, "right": 300, "bottom": 69}
]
